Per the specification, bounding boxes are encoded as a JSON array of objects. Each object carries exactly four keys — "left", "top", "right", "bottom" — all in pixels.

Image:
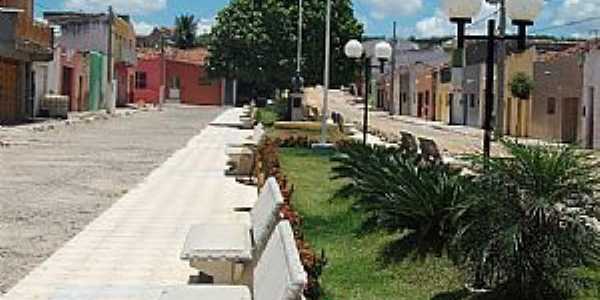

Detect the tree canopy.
[{"left": 208, "top": 0, "right": 364, "bottom": 96}]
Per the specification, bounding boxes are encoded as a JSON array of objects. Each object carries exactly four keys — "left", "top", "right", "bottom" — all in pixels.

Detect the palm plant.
[
  {"left": 332, "top": 141, "right": 468, "bottom": 258},
  {"left": 453, "top": 140, "right": 600, "bottom": 299},
  {"left": 175, "top": 14, "right": 198, "bottom": 49}
]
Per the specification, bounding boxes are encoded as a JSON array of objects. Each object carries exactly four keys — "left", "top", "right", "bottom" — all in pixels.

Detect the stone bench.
[
  {"left": 180, "top": 178, "right": 284, "bottom": 284},
  {"left": 50, "top": 221, "right": 306, "bottom": 300},
  {"left": 161, "top": 221, "right": 307, "bottom": 300}
]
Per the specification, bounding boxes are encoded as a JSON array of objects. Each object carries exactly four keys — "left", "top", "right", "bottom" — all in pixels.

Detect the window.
[
  {"left": 547, "top": 97, "right": 556, "bottom": 115},
  {"left": 470, "top": 94, "right": 476, "bottom": 108},
  {"left": 135, "top": 72, "right": 147, "bottom": 89}
]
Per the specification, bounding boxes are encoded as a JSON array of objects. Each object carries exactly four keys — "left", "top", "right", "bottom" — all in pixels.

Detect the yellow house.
[
  {"left": 435, "top": 67, "right": 452, "bottom": 124},
  {"left": 504, "top": 47, "right": 536, "bottom": 137}
]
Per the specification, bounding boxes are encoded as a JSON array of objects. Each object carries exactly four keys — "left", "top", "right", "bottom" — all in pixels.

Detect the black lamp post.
[
  {"left": 345, "top": 39, "right": 393, "bottom": 145},
  {"left": 443, "top": 0, "right": 543, "bottom": 158}
]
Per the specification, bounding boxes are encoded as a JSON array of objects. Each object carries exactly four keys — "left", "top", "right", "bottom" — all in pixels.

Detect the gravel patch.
[{"left": 0, "top": 104, "right": 223, "bottom": 294}]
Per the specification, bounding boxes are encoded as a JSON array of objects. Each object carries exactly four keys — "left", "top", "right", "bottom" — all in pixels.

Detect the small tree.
[
  {"left": 509, "top": 72, "right": 534, "bottom": 100},
  {"left": 453, "top": 141, "right": 600, "bottom": 299},
  {"left": 175, "top": 14, "right": 198, "bottom": 49}
]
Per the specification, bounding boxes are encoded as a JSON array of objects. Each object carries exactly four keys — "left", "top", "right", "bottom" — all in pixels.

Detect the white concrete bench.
[
  {"left": 226, "top": 124, "right": 265, "bottom": 176},
  {"left": 49, "top": 222, "right": 305, "bottom": 300},
  {"left": 161, "top": 221, "right": 307, "bottom": 300},
  {"left": 180, "top": 177, "right": 284, "bottom": 283}
]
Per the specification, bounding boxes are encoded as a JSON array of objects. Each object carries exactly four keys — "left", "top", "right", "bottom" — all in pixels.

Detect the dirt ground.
[{"left": 0, "top": 104, "right": 222, "bottom": 294}]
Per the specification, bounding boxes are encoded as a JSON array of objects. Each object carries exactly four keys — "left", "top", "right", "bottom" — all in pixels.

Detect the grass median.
[{"left": 279, "top": 147, "right": 465, "bottom": 300}]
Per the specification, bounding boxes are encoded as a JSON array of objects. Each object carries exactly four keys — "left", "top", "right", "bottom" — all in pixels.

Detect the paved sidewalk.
[{"left": 2, "top": 108, "right": 257, "bottom": 300}]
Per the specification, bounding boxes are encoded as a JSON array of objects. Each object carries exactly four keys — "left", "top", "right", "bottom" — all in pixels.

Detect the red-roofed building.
[{"left": 133, "top": 47, "right": 224, "bottom": 106}]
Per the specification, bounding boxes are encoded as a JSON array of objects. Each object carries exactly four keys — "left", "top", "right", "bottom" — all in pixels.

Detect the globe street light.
[
  {"left": 442, "top": 0, "right": 542, "bottom": 158},
  {"left": 345, "top": 39, "right": 392, "bottom": 145}
]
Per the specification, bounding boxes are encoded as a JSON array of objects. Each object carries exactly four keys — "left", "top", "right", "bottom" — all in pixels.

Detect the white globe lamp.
[
  {"left": 441, "top": 0, "right": 482, "bottom": 20},
  {"left": 375, "top": 41, "right": 393, "bottom": 61},
  {"left": 344, "top": 39, "right": 364, "bottom": 59},
  {"left": 506, "top": 0, "right": 543, "bottom": 22}
]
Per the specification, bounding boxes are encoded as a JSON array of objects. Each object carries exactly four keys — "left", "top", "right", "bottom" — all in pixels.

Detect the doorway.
[
  {"left": 61, "top": 66, "right": 74, "bottom": 110},
  {"left": 562, "top": 97, "right": 580, "bottom": 143}
]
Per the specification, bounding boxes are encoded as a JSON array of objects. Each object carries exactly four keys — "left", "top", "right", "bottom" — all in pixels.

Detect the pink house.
[{"left": 133, "top": 48, "right": 223, "bottom": 106}]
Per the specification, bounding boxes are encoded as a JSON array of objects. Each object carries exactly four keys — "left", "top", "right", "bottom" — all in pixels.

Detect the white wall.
[{"left": 582, "top": 49, "right": 600, "bottom": 148}]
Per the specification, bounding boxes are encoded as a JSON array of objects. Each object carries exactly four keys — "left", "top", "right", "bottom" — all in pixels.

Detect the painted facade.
[
  {"left": 0, "top": 0, "right": 52, "bottom": 123},
  {"left": 415, "top": 66, "right": 435, "bottom": 120},
  {"left": 435, "top": 67, "right": 452, "bottom": 124},
  {"left": 134, "top": 48, "right": 223, "bottom": 106},
  {"left": 531, "top": 52, "right": 582, "bottom": 143},
  {"left": 504, "top": 48, "right": 536, "bottom": 137},
  {"left": 44, "top": 11, "right": 137, "bottom": 111},
  {"left": 581, "top": 46, "right": 600, "bottom": 148}
]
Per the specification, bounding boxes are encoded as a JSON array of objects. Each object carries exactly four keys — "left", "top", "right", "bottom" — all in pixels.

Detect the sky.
[{"left": 34, "top": 0, "right": 600, "bottom": 39}]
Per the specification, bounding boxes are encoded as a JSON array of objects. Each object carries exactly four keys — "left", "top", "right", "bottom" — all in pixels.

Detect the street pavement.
[
  {"left": 305, "top": 87, "right": 497, "bottom": 156},
  {"left": 0, "top": 104, "right": 242, "bottom": 296}
]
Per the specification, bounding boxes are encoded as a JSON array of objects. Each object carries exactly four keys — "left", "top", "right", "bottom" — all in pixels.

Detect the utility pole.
[
  {"left": 319, "top": 0, "right": 331, "bottom": 145},
  {"left": 495, "top": 0, "right": 507, "bottom": 137},
  {"left": 297, "top": 0, "right": 303, "bottom": 73},
  {"left": 391, "top": 21, "right": 397, "bottom": 115},
  {"left": 107, "top": 5, "right": 114, "bottom": 113}
]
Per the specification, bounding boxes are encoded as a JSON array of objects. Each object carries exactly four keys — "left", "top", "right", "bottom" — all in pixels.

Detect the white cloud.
[
  {"left": 554, "top": 0, "right": 600, "bottom": 23},
  {"left": 64, "top": 0, "right": 167, "bottom": 15},
  {"left": 415, "top": 1, "right": 496, "bottom": 38},
  {"left": 416, "top": 10, "right": 452, "bottom": 37},
  {"left": 198, "top": 17, "right": 214, "bottom": 35},
  {"left": 361, "top": 0, "right": 423, "bottom": 20},
  {"left": 132, "top": 20, "right": 155, "bottom": 36}
]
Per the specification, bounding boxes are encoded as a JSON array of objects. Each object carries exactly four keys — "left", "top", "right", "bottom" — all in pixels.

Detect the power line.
[{"left": 531, "top": 16, "right": 600, "bottom": 33}]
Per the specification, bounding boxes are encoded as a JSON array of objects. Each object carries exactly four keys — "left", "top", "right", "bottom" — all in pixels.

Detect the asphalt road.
[{"left": 0, "top": 104, "right": 223, "bottom": 294}]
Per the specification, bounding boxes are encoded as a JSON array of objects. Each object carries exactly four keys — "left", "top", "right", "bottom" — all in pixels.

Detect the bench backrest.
[
  {"left": 418, "top": 137, "right": 442, "bottom": 162},
  {"left": 254, "top": 221, "right": 307, "bottom": 300},
  {"left": 253, "top": 124, "right": 265, "bottom": 143},
  {"left": 400, "top": 131, "right": 418, "bottom": 154},
  {"left": 251, "top": 177, "right": 285, "bottom": 257}
]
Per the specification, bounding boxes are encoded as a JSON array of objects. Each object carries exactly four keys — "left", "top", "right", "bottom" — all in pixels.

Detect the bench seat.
[
  {"left": 159, "top": 286, "right": 251, "bottom": 300},
  {"left": 181, "top": 223, "right": 253, "bottom": 262}
]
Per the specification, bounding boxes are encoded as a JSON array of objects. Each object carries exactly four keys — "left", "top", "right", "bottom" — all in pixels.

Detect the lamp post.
[
  {"left": 442, "top": 0, "right": 543, "bottom": 158},
  {"left": 344, "top": 39, "right": 393, "bottom": 145}
]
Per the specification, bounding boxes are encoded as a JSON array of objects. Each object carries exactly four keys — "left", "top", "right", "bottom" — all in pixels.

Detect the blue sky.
[{"left": 35, "top": 0, "right": 600, "bottom": 38}]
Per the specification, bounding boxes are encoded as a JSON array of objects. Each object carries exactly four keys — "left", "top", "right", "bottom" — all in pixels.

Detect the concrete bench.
[
  {"left": 161, "top": 221, "right": 307, "bottom": 300},
  {"left": 50, "top": 221, "right": 305, "bottom": 300},
  {"left": 180, "top": 178, "right": 284, "bottom": 284}
]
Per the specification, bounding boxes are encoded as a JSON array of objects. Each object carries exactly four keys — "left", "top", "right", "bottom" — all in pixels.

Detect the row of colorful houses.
[
  {"left": 0, "top": 0, "right": 230, "bottom": 125},
  {"left": 371, "top": 39, "right": 600, "bottom": 148}
]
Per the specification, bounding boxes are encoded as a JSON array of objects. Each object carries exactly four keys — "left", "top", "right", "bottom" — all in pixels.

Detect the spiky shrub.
[
  {"left": 332, "top": 140, "right": 468, "bottom": 257},
  {"left": 453, "top": 140, "right": 600, "bottom": 299}
]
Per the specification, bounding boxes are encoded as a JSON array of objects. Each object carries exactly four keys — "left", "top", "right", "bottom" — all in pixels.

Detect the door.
[
  {"left": 506, "top": 97, "right": 513, "bottom": 135},
  {"left": 169, "top": 76, "right": 181, "bottom": 100},
  {"left": 562, "top": 98, "right": 580, "bottom": 143},
  {"left": 62, "top": 66, "right": 74, "bottom": 110},
  {"left": 417, "top": 93, "right": 423, "bottom": 118},
  {"left": 0, "top": 60, "right": 19, "bottom": 123}
]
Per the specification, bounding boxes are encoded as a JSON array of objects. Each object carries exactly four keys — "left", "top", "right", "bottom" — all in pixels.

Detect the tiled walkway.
[{"left": 2, "top": 108, "right": 257, "bottom": 300}]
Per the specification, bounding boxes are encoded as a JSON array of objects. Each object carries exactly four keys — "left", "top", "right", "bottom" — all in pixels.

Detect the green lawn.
[
  {"left": 279, "top": 148, "right": 465, "bottom": 300},
  {"left": 280, "top": 147, "right": 600, "bottom": 300}
]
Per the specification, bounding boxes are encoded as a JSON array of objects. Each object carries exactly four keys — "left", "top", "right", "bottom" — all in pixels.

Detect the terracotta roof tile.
[{"left": 136, "top": 47, "right": 210, "bottom": 65}]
